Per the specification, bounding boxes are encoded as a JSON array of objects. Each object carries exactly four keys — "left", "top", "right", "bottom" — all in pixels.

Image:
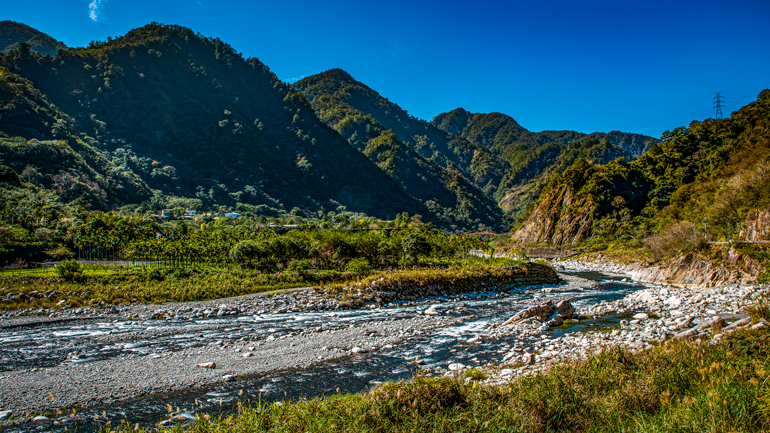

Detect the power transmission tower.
[{"left": 713, "top": 92, "right": 725, "bottom": 119}]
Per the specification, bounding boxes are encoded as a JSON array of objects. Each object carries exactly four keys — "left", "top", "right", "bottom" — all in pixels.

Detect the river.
[{"left": 2, "top": 271, "right": 649, "bottom": 432}]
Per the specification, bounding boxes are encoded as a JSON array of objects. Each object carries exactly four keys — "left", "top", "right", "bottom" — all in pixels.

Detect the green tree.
[
  {"left": 229, "top": 240, "right": 265, "bottom": 268},
  {"left": 401, "top": 233, "right": 430, "bottom": 261},
  {"left": 56, "top": 259, "right": 82, "bottom": 281}
]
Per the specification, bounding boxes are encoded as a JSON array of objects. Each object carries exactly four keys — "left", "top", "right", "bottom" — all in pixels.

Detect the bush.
[
  {"left": 229, "top": 240, "right": 265, "bottom": 267},
  {"left": 288, "top": 259, "right": 315, "bottom": 272},
  {"left": 44, "top": 245, "right": 73, "bottom": 260},
  {"left": 643, "top": 221, "right": 704, "bottom": 260},
  {"left": 345, "top": 258, "right": 372, "bottom": 275},
  {"left": 56, "top": 259, "right": 82, "bottom": 281}
]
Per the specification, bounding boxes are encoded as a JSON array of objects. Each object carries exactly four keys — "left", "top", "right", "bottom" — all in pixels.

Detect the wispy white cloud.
[
  {"left": 195, "top": 0, "right": 216, "bottom": 21},
  {"left": 88, "top": 0, "right": 109, "bottom": 24}
]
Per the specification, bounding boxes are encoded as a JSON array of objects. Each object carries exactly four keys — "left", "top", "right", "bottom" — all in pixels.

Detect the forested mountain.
[
  {"left": 292, "top": 70, "right": 504, "bottom": 231},
  {"left": 0, "top": 21, "right": 67, "bottom": 57},
  {"left": 0, "top": 23, "right": 429, "bottom": 221},
  {"left": 431, "top": 108, "right": 658, "bottom": 216},
  {"left": 513, "top": 90, "right": 770, "bottom": 248},
  {"left": 294, "top": 70, "right": 509, "bottom": 197}
]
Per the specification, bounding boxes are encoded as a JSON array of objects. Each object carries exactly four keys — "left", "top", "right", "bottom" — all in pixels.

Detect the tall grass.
[{"left": 0, "top": 258, "right": 545, "bottom": 310}]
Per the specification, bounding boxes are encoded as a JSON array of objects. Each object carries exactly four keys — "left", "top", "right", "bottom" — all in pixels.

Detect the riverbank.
[
  {"left": 2, "top": 264, "right": 768, "bottom": 431},
  {"left": 116, "top": 325, "right": 770, "bottom": 433},
  {"left": 0, "top": 266, "right": 585, "bottom": 428},
  {"left": 483, "top": 275, "right": 769, "bottom": 384},
  {"left": 0, "top": 261, "right": 555, "bottom": 320}
]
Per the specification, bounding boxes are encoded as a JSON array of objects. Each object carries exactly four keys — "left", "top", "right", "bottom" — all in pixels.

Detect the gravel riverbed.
[
  {"left": 2, "top": 265, "right": 767, "bottom": 429},
  {"left": 0, "top": 273, "right": 593, "bottom": 427},
  {"left": 482, "top": 261, "right": 770, "bottom": 385}
]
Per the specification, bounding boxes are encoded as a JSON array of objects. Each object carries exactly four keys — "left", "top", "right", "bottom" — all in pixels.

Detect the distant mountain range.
[
  {"left": 0, "top": 21, "right": 661, "bottom": 232},
  {"left": 430, "top": 108, "right": 657, "bottom": 216}
]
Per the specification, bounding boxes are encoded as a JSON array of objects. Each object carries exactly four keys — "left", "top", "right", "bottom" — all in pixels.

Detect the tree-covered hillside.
[
  {"left": 0, "top": 23, "right": 428, "bottom": 220},
  {"left": 294, "top": 70, "right": 509, "bottom": 196},
  {"left": 0, "top": 21, "right": 67, "bottom": 57},
  {"left": 291, "top": 71, "right": 504, "bottom": 231},
  {"left": 431, "top": 108, "right": 658, "bottom": 216},
  {"left": 513, "top": 89, "right": 770, "bottom": 250}
]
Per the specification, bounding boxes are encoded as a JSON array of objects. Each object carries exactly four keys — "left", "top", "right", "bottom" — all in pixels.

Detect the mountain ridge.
[
  {"left": 0, "top": 23, "right": 429, "bottom": 221},
  {"left": 0, "top": 21, "right": 67, "bottom": 57}
]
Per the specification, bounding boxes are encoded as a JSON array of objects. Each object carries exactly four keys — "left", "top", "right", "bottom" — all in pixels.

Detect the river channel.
[{"left": 2, "top": 272, "right": 650, "bottom": 432}]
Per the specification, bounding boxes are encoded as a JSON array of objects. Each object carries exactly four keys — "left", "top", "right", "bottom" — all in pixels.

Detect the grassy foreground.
[{"left": 107, "top": 314, "right": 770, "bottom": 432}]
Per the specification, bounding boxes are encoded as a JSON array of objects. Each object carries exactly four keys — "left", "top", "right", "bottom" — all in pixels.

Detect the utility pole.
[{"left": 713, "top": 92, "right": 725, "bottom": 119}]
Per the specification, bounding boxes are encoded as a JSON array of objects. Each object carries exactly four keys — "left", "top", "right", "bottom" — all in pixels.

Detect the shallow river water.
[{"left": 3, "top": 272, "right": 649, "bottom": 432}]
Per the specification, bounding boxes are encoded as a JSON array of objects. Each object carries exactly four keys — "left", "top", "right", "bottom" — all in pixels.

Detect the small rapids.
[{"left": 3, "top": 272, "right": 648, "bottom": 432}]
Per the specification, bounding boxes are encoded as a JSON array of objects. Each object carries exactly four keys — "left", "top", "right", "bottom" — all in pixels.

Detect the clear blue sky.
[{"left": 5, "top": 0, "right": 769, "bottom": 138}]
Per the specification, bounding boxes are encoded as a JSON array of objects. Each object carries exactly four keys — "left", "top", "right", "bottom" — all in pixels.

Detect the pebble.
[{"left": 484, "top": 262, "right": 769, "bottom": 385}]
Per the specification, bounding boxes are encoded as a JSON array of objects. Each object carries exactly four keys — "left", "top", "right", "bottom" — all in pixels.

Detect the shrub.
[
  {"left": 229, "top": 240, "right": 265, "bottom": 267},
  {"left": 288, "top": 259, "right": 314, "bottom": 272},
  {"left": 345, "top": 258, "right": 372, "bottom": 275},
  {"left": 56, "top": 259, "right": 82, "bottom": 281},
  {"left": 643, "top": 221, "right": 704, "bottom": 260},
  {"left": 44, "top": 245, "right": 73, "bottom": 260}
]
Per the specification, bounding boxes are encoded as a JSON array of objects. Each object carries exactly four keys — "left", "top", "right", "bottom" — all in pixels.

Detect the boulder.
[
  {"left": 547, "top": 315, "right": 564, "bottom": 327},
  {"left": 521, "top": 353, "right": 535, "bottom": 365},
  {"left": 556, "top": 300, "right": 574, "bottom": 319},
  {"left": 751, "top": 318, "right": 770, "bottom": 330},
  {"left": 448, "top": 362, "right": 466, "bottom": 371},
  {"left": 197, "top": 362, "right": 216, "bottom": 369},
  {"left": 503, "top": 301, "right": 554, "bottom": 325}
]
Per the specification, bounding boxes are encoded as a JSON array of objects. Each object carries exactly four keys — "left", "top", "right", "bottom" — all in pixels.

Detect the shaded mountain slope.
[
  {"left": 294, "top": 70, "right": 508, "bottom": 195},
  {"left": 431, "top": 108, "right": 658, "bottom": 216},
  {"left": 0, "top": 23, "right": 426, "bottom": 219},
  {"left": 294, "top": 78, "right": 503, "bottom": 231},
  {"left": 0, "top": 21, "right": 67, "bottom": 57}
]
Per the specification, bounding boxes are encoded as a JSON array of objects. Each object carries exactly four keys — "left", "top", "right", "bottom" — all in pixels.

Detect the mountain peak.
[
  {"left": 0, "top": 20, "right": 67, "bottom": 57},
  {"left": 431, "top": 108, "right": 473, "bottom": 137}
]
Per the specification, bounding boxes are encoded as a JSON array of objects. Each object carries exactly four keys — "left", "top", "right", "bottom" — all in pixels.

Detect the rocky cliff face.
[
  {"left": 629, "top": 254, "right": 752, "bottom": 287},
  {"left": 741, "top": 209, "right": 770, "bottom": 242},
  {"left": 559, "top": 253, "right": 754, "bottom": 288},
  {"left": 512, "top": 185, "right": 595, "bottom": 245}
]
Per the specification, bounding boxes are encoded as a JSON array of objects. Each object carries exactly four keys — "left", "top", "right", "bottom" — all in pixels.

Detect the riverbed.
[{"left": 1, "top": 271, "right": 647, "bottom": 432}]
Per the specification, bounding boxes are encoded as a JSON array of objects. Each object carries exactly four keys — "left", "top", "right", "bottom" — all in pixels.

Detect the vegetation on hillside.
[
  {"left": 291, "top": 71, "right": 506, "bottom": 231},
  {"left": 431, "top": 108, "right": 658, "bottom": 217},
  {"left": 294, "top": 70, "right": 509, "bottom": 194},
  {"left": 0, "top": 23, "right": 428, "bottom": 223},
  {"left": 514, "top": 90, "right": 770, "bottom": 267},
  {"left": 0, "top": 21, "right": 67, "bottom": 57}
]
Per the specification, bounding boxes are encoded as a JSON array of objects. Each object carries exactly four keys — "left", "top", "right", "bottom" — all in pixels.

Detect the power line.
[{"left": 713, "top": 92, "right": 725, "bottom": 119}]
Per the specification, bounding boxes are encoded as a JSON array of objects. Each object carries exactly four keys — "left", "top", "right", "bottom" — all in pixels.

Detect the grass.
[
  {"left": 0, "top": 267, "right": 347, "bottom": 310},
  {"left": 106, "top": 323, "right": 770, "bottom": 433},
  {"left": 320, "top": 261, "right": 555, "bottom": 306},
  {"left": 0, "top": 257, "right": 546, "bottom": 311}
]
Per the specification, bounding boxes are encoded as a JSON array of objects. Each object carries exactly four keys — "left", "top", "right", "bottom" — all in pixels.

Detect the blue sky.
[{"left": 5, "top": 0, "right": 769, "bottom": 138}]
